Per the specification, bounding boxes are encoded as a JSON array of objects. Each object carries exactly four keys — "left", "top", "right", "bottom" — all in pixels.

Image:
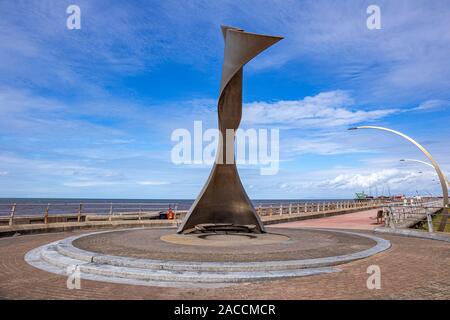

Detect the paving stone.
[{"left": 0, "top": 227, "right": 448, "bottom": 299}]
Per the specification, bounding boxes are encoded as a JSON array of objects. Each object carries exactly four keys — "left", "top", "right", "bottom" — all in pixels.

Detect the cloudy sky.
[{"left": 0, "top": 0, "right": 449, "bottom": 199}]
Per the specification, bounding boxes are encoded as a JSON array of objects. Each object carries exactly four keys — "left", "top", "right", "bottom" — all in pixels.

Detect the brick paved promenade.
[
  {"left": 0, "top": 211, "right": 449, "bottom": 299},
  {"left": 275, "top": 208, "right": 382, "bottom": 230}
]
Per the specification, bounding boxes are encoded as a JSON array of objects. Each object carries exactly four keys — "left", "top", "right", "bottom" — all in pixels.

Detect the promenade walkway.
[
  {"left": 274, "top": 208, "right": 381, "bottom": 230},
  {"left": 0, "top": 220, "right": 448, "bottom": 299}
]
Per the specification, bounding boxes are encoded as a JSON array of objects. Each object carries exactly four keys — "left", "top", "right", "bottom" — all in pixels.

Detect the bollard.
[
  {"left": 167, "top": 206, "right": 175, "bottom": 220},
  {"left": 44, "top": 203, "right": 50, "bottom": 224},
  {"left": 9, "top": 203, "right": 16, "bottom": 226},
  {"left": 109, "top": 202, "right": 113, "bottom": 221},
  {"left": 174, "top": 205, "right": 178, "bottom": 220},
  {"left": 386, "top": 207, "right": 392, "bottom": 227},
  {"left": 77, "top": 203, "right": 83, "bottom": 223},
  {"left": 304, "top": 202, "right": 308, "bottom": 213},
  {"left": 317, "top": 203, "right": 320, "bottom": 212},
  {"left": 289, "top": 203, "right": 292, "bottom": 215},
  {"left": 297, "top": 203, "right": 300, "bottom": 214},
  {"left": 269, "top": 205, "right": 273, "bottom": 217},
  {"left": 280, "top": 204, "right": 283, "bottom": 216}
]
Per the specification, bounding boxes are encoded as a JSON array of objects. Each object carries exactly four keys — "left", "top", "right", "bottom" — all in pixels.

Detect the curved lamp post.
[
  {"left": 400, "top": 159, "right": 450, "bottom": 188},
  {"left": 349, "top": 125, "right": 448, "bottom": 231}
]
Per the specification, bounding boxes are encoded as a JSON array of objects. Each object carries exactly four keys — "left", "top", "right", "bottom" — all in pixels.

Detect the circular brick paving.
[
  {"left": 0, "top": 227, "right": 449, "bottom": 299},
  {"left": 160, "top": 232, "right": 291, "bottom": 247},
  {"left": 72, "top": 227, "right": 376, "bottom": 262}
]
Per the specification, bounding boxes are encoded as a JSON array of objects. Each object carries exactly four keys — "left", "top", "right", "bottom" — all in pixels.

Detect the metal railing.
[
  {"left": 382, "top": 199, "right": 448, "bottom": 232},
  {"left": 0, "top": 202, "right": 180, "bottom": 226},
  {"left": 254, "top": 200, "right": 384, "bottom": 217},
  {"left": 0, "top": 198, "right": 418, "bottom": 227}
]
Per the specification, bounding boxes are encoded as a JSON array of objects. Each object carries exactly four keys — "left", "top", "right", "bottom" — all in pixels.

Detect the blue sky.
[{"left": 0, "top": 0, "right": 449, "bottom": 199}]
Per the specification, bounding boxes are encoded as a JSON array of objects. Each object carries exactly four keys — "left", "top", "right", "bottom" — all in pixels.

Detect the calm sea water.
[{"left": 0, "top": 198, "right": 351, "bottom": 216}]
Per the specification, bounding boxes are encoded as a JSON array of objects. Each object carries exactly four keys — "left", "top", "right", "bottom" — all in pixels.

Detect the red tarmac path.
[{"left": 274, "top": 208, "right": 382, "bottom": 230}]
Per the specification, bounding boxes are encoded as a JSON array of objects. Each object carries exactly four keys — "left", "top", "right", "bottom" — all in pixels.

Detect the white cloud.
[
  {"left": 0, "top": 171, "right": 8, "bottom": 176},
  {"left": 414, "top": 99, "right": 450, "bottom": 111},
  {"left": 62, "top": 180, "right": 119, "bottom": 188},
  {"left": 287, "top": 137, "right": 368, "bottom": 155},
  {"left": 319, "top": 169, "right": 424, "bottom": 190},
  {"left": 138, "top": 181, "right": 170, "bottom": 186},
  {"left": 243, "top": 91, "right": 399, "bottom": 128}
]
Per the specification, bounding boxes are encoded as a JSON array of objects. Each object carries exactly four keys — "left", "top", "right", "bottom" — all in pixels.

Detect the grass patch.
[{"left": 418, "top": 209, "right": 450, "bottom": 233}]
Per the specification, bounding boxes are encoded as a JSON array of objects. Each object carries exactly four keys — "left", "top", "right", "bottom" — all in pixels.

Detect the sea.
[{"left": 0, "top": 198, "right": 350, "bottom": 217}]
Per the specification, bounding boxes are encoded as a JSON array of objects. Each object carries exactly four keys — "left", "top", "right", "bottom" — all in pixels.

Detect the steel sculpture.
[{"left": 178, "top": 26, "right": 283, "bottom": 234}]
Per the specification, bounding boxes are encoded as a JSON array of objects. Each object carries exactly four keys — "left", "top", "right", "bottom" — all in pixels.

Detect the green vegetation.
[{"left": 419, "top": 209, "right": 450, "bottom": 233}]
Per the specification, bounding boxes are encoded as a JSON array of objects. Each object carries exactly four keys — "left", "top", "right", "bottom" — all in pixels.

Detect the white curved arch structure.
[
  {"left": 349, "top": 125, "right": 449, "bottom": 231},
  {"left": 400, "top": 159, "right": 450, "bottom": 188}
]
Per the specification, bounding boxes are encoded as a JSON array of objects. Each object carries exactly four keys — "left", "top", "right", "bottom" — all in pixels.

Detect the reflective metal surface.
[{"left": 177, "top": 26, "right": 283, "bottom": 234}]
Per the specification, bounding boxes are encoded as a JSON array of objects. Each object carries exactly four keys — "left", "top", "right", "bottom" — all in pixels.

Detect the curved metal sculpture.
[
  {"left": 349, "top": 125, "right": 449, "bottom": 231},
  {"left": 178, "top": 26, "right": 283, "bottom": 234},
  {"left": 400, "top": 159, "right": 450, "bottom": 188}
]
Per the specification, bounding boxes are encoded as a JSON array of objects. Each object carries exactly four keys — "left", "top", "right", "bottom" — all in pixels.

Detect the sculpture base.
[
  {"left": 25, "top": 227, "right": 391, "bottom": 287},
  {"left": 182, "top": 223, "right": 259, "bottom": 234},
  {"left": 161, "top": 231, "right": 289, "bottom": 247}
]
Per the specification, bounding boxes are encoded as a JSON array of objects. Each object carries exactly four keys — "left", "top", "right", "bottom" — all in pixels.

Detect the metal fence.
[
  {"left": 0, "top": 198, "right": 420, "bottom": 227},
  {"left": 382, "top": 200, "right": 448, "bottom": 232},
  {"left": 0, "top": 202, "right": 180, "bottom": 226},
  {"left": 254, "top": 200, "right": 383, "bottom": 217}
]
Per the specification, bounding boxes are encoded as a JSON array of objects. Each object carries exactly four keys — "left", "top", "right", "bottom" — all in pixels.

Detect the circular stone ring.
[{"left": 25, "top": 228, "right": 391, "bottom": 288}]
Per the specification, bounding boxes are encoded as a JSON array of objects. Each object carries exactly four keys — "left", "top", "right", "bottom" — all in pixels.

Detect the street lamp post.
[
  {"left": 400, "top": 159, "right": 450, "bottom": 188},
  {"left": 349, "top": 125, "right": 449, "bottom": 231}
]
